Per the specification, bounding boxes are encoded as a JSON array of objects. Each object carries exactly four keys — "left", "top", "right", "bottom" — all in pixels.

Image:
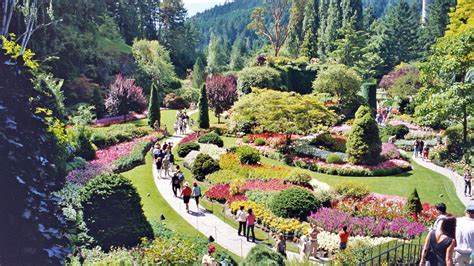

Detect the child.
[{"left": 339, "top": 226, "right": 349, "bottom": 250}]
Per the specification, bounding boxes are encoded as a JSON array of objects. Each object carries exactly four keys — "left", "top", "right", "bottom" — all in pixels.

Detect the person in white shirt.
[
  {"left": 455, "top": 204, "right": 474, "bottom": 265},
  {"left": 236, "top": 205, "right": 246, "bottom": 236},
  {"left": 433, "top": 202, "right": 448, "bottom": 231}
]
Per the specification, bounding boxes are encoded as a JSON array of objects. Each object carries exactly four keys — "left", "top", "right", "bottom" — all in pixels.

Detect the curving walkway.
[
  {"left": 151, "top": 133, "right": 307, "bottom": 261},
  {"left": 412, "top": 156, "right": 472, "bottom": 207}
]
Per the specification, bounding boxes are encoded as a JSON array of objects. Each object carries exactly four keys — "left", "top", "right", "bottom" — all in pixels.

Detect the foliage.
[
  {"left": 270, "top": 187, "right": 319, "bottom": 220},
  {"left": 237, "top": 66, "right": 283, "bottom": 94},
  {"left": 192, "top": 153, "right": 220, "bottom": 181},
  {"left": 177, "top": 142, "right": 200, "bottom": 158},
  {"left": 198, "top": 132, "right": 224, "bottom": 147},
  {"left": 245, "top": 190, "right": 279, "bottom": 208},
  {"left": 334, "top": 181, "right": 370, "bottom": 199},
  {"left": 206, "top": 33, "right": 228, "bottom": 73},
  {"left": 445, "top": 124, "right": 465, "bottom": 159},
  {"left": 242, "top": 245, "right": 285, "bottom": 266},
  {"left": 428, "top": 145, "right": 451, "bottom": 166},
  {"left": 0, "top": 52, "right": 68, "bottom": 263},
  {"left": 105, "top": 74, "right": 147, "bottom": 118},
  {"left": 290, "top": 140, "right": 348, "bottom": 161},
  {"left": 333, "top": 240, "right": 379, "bottom": 264},
  {"left": 192, "top": 57, "right": 206, "bottom": 88},
  {"left": 148, "top": 82, "right": 160, "bottom": 128},
  {"left": 198, "top": 84, "right": 210, "bottom": 129},
  {"left": 231, "top": 89, "right": 337, "bottom": 134},
  {"left": 73, "top": 128, "right": 96, "bottom": 160},
  {"left": 112, "top": 140, "right": 153, "bottom": 173},
  {"left": 90, "top": 124, "right": 152, "bottom": 148},
  {"left": 236, "top": 146, "right": 261, "bottom": 165},
  {"left": 254, "top": 138, "right": 266, "bottom": 146},
  {"left": 163, "top": 93, "right": 189, "bottom": 110},
  {"left": 326, "top": 153, "right": 343, "bottom": 164},
  {"left": 347, "top": 106, "right": 382, "bottom": 165},
  {"left": 382, "top": 125, "right": 410, "bottom": 140},
  {"left": 80, "top": 173, "right": 153, "bottom": 250},
  {"left": 242, "top": 136, "right": 251, "bottom": 143},
  {"left": 70, "top": 104, "right": 96, "bottom": 126},
  {"left": 66, "top": 157, "right": 88, "bottom": 173},
  {"left": 361, "top": 80, "right": 377, "bottom": 110},
  {"left": 406, "top": 188, "right": 423, "bottom": 216},
  {"left": 206, "top": 74, "right": 238, "bottom": 121},
  {"left": 310, "top": 134, "right": 347, "bottom": 152},
  {"left": 381, "top": 143, "right": 401, "bottom": 160}
]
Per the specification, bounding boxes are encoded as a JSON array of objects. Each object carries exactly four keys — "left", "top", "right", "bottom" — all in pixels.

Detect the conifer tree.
[
  {"left": 148, "top": 82, "right": 160, "bottom": 129},
  {"left": 406, "top": 188, "right": 423, "bottom": 217},
  {"left": 193, "top": 57, "right": 206, "bottom": 88},
  {"left": 363, "top": 5, "right": 376, "bottom": 30},
  {"left": 299, "top": 0, "right": 319, "bottom": 58},
  {"left": 421, "top": 0, "right": 454, "bottom": 52},
  {"left": 198, "top": 84, "right": 210, "bottom": 129},
  {"left": 330, "top": 17, "right": 366, "bottom": 67},
  {"left": 229, "top": 38, "right": 246, "bottom": 71},
  {"left": 318, "top": 0, "right": 342, "bottom": 58},
  {"left": 207, "top": 33, "right": 227, "bottom": 74},
  {"left": 341, "top": 0, "right": 363, "bottom": 29}
]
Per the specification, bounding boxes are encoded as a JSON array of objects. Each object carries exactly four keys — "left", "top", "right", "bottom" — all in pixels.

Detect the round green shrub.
[
  {"left": 242, "top": 136, "right": 251, "bottom": 143},
  {"left": 236, "top": 146, "right": 261, "bottom": 165},
  {"left": 384, "top": 125, "right": 409, "bottom": 139},
  {"left": 74, "top": 128, "right": 96, "bottom": 160},
  {"left": 445, "top": 124, "right": 465, "bottom": 159},
  {"left": 311, "top": 134, "right": 346, "bottom": 152},
  {"left": 198, "top": 132, "right": 224, "bottom": 147},
  {"left": 334, "top": 181, "right": 370, "bottom": 199},
  {"left": 270, "top": 187, "right": 319, "bottom": 220},
  {"left": 177, "top": 142, "right": 200, "bottom": 157},
  {"left": 80, "top": 173, "right": 153, "bottom": 250},
  {"left": 286, "top": 171, "right": 312, "bottom": 185},
  {"left": 253, "top": 138, "right": 266, "bottom": 146},
  {"left": 237, "top": 66, "right": 283, "bottom": 94},
  {"left": 192, "top": 153, "right": 220, "bottom": 181},
  {"left": 326, "top": 153, "right": 344, "bottom": 164},
  {"left": 241, "top": 245, "right": 285, "bottom": 266}
]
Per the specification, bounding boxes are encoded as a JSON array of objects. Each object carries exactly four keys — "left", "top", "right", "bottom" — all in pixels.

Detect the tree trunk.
[{"left": 463, "top": 105, "right": 468, "bottom": 158}]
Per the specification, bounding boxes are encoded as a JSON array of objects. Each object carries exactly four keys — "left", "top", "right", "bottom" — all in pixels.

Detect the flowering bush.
[
  {"left": 92, "top": 113, "right": 147, "bottom": 127},
  {"left": 308, "top": 208, "right": 426, "bottom": 239},
  {"left": 245, "top": 190, "right": 279, "bottom": 208},
  {"left": 388, "top": 120, "right": 419, "bottom": 130},
  {"left": 317, "top": 231, "right": 395, "bottom": 254},
  {"left": 180, "top": 132, "right": 201, "bottom": 145},
  {"left": 207, "top": 170, "right": 246, "bottom": 184},
  {"left": 205, "top": 184, "right": 246, "bottom": 203},
  {"left": 246, "top": 133, "right": 301, "bottom": 148},
  {"left": 330, "top": 124, "right": 352, "bottom": 135},
  {"left": 381, "top": 143, "right": 401, "bottom": 160},
  {"left": 199, "top": 144, "right": 227, "bottom": 160},
  {"left": 292, "top": 157, "right": 412, "bottom": 176},
  {"left": 405, "top": 130, "right": 438, "bottom": 140}
]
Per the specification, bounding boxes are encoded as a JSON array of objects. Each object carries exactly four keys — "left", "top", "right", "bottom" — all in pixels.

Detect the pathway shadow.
[{"left": 188, "top": 210, "right": 206, "bottom": 217}]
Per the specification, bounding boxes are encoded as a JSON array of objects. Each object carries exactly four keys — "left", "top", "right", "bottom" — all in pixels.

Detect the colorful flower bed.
[
  {"left": 330, "top": 124, "right": 351, "bottom": 135},
  {"left": 292, "top": 156, "right": 412, "bottom": 176},
  {"left": 333, "top": 194, "right": 437, "bottom": 227},
  {"left": 230, "top": 200, "right": 310, "bottom": 237},
  {"left": 388, "top": 120, "right": 419, "bottom": 130},
  {"left": 245, "top": 133, "right": 301, "bottom": 148},
  {"left": 317, "top": 231, "right": 395, "bottom": 254},
  {"left": 180, "top": 132, "right": 201, "bottom": 145},
  {"left": 66, "top": 135, "right": 158, "bottom": 183},
  {"left": 92, "top": 112, "right": 147, "bottom": 127},
  {"left": 308, "top": 208, "right": 426, "bottom": 239}
]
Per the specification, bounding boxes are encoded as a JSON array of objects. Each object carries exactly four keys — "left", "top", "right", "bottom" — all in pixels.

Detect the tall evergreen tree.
[
  {"left": 379, "top": 0, "right": 422, "bottom": 71},
  {"left": 229, "top": 38, "right": 246, "bottom": 71},
  {"left": 421, "top": 0, "right": 454, "bottom": 52},
  {"left": 198, "top": 84, "right": 210, "bottom": 129},
  {"left": 341, "top": 0, "right": 363, "bottom": 29},
  {"left": 330, "top": 17, "right": 366, "bottom": 67},
  {"left": 317, "top": 0, "right": 330, "bottom": 58},
  {"left": 299, "top": 0, "right": 320, "bottom": 58},
  {"left": 193, "top": 57, "right": 206, "bottom": 88},
  {"left": 148, "top": 82, "right": 160, "bottom": 128},
  {"left": 362, "top": 5, "right": 376, "bottom": 30},
  {"left": 318, "top": 0, "right": 342, "bottom": 58},
  {"left": 207, "top": 33, "right": 228, "bottom": 74}
]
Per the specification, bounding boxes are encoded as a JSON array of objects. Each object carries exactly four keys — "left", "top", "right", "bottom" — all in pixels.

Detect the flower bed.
[
  {"left": 289, "top": 140, "right": 348, "bottom": 161},
  {"left": 330, "top": 124, "right": 352, "bottom": 135},
  {"left": 246, "top": 133, "right": 301, "bottom": 147},
  {"left": 90, "top": 124, "right": 154, "bottom": 148},
  {"left": 112, "top": 139, "right": 154, "bottom": 173},
  {"left": 317, "top": 231, "right": 395, "bottom": 254},
  {"left": 333, "top": 194, "right": 437, "bottom": 227},
  {"left": 292, "top": 157, "right": 412, "bottom": 176},
  {"left": 394, "top": 139, "right": 438, "bottom": 151},
  {"left": 308, "top": 208, "right": 426, "bottom": 239},
  {"left": 92, "top": 112, "right": 147, "bottom": 127},
  {"left": 66, "top": 135, "right": 159, "bottom": 183},
  {"left": 180, "top": 132, "right": 201, "bottom": 145},
  {"left": 182, "top": 144, "right": 226, "bottom": 169},
  {"left": 388, "top": 120, "right": 419, "bottom": 130},
  {"left": 405, "top": 129, "right": 438, "bottom": 140}
]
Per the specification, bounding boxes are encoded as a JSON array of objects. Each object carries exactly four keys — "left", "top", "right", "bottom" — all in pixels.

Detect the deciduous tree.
[
  {"left": 206, "top": 74, "right": 238, "bottom": 123},
  {"left": 105, "top": 74, "right": 147, "bottom": 120}
]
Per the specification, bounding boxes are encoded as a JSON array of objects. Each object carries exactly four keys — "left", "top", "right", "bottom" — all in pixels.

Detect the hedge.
[
  {"left": 112, "top": 140, "right": 154, "bottom": 173},
  {"left": 293, "top": 160, "right": 411, "bottom": 177}
]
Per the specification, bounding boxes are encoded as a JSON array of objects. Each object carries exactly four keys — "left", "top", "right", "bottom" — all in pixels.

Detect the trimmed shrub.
[
  {"left": 163, "top": 93, "right": 190, "bottom": 110},
  {"left": 334, "top": 181, "right": 370, "bottom": 199},
  {"left": 406, "top": 188, "right": 423, "bottom": 216},
  {"left": 177, "top": 142, "right": 200, "bottom": 157},
  {"left": 383, "top": 125, "right": 409, "bottom": 140},
  {"left": 326, "top": 153, "right": 343, "bottom": 164},
  {"left": 236, "top": 146, "right": 261, "bottom": 165},
  {"left": 241, "top": 245, "right": 285, "bottom": 266},
  {"left": 198, "top": 84, "right": 209, "bottom": 129},
  {"left": 148, "top": 82, "right": 160, "bottom": 128},
  {"left": 346, "top": 106, "right": 382, "bottom": 165},
  {"left": 361, "top": 80, "right": 377, "bottom": 110},
  {"left": 286, "top": 171, "right": 312, "bottom": 185},
  {"left": 80, "top": 174, "right": 153, "bottom": 250},
  {"left": 74, "top": 128, "right": 96, "bottom": 160},
  {"left": 253, "top": 138, "right": 266, "bottom": 146},
  {"left": 310, "top": 134, "right": 346, "bottom": 152},
  {"left": 112, "top": 140, "right": 152, "bottom": 173},
  {"left": 245, "top": 190, "right": 279, "bottom": 208},
  {"left": 198, "top": 132, "right": 224, "bottom": 147},
  {"left": 192, "top": 153, "right": 220, "bottom": 181},
  {"left": 270, "top": 187, "right": 319, "bottom": 220},
  {"left": 242, "top": 136, "right": 251, "bottom": 143},
  {"left": 90, "top": 124, "right": 152, "bottom": 148},
  {"left": 237, "top": 66, "right": 283, "bottom": 94}
]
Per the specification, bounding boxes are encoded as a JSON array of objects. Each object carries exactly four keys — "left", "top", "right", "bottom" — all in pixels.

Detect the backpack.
[{"left": 177, "top": 172, "right": 184, "bottom": 182}]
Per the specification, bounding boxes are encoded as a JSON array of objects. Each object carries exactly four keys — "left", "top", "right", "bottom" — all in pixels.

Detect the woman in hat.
[
  {"left": 202, "top": 245, "right": 217, "bottom": 266},
  {"left": 181, "top": 182, "right": 193, "bottom": 213}
]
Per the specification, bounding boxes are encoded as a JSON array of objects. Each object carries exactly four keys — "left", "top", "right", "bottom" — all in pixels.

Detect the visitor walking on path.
[
  {"left": 171, "top": 172, "right": 180, "bottom": 197},
  {"left": 246, "top": 208, "right": 256, "bottom": 242},
  {"left": 274, "top": 233, "right": 287, "bottom": 258},
  {"left": 433, "top": 203, "right": 448, "bottom": 231},
  {"left": 414, "top": 140, "right": 420, "bottom": 157},
  {"left": 192, "top": 181, "right": 201, "bottom": 210},
  {"left": 420, "top": 216, "right": 456, "bottom": 266},
  {"left": 309, "top": 224, "right": 321, "bottom": 259},
  {"left": 181, "top": 182, "right": 192, "bottom": 213},
  {"left": 464, "top": 169, "right": 472, "bottom": 197},
  {"left": 162, "top": 154, "right": 170, "bottom": 177},
  {"left": 455, "top": 204, "right": 474, "bottom": 265},
  {"left": 155, "top": 157, "right": 163, "bottom": 178},
  {"left": 236, "top": 206, "right": 246, "bottom": 236},
  {"left": 202, "top": 245, "right": 218, "bottom": 266},
  {"left": 339, "top": 226, "right": 349, "bottom": 250},
  {"left": 299, "top": 234, "right": 311, "bottom": 259}
]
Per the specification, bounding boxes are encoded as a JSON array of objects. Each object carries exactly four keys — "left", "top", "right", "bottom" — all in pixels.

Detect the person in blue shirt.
[{"left": 192, "top": 181, "right": 202, "bottom": 211}]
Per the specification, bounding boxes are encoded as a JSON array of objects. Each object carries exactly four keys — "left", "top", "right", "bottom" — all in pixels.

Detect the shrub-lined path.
[
  {"left": 413, "top": 156, "right": 472, "bottom": 207},
  {"left": 152, "top": 132, "right": 306, "bottom": 261}
]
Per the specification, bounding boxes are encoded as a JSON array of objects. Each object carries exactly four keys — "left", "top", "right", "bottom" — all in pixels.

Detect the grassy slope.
[{"left": 220, "top": 137, "right": 465, "bottom": 216}]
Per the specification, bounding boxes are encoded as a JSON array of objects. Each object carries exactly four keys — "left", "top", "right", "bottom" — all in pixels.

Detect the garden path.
[
  {"left": 412, "top": 156, "right": 472, "bottom": 207},
  {"left": 152, "top": 132, "right": 318, "bottom": 262}
]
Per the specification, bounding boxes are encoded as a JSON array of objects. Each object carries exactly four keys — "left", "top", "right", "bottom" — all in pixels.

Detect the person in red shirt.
[
  {"left": 339, "top": 226, "right": 349, "bottom": 250},
  {"left": 246, "top": 208, "right": 256, "bottom": 242},
  {"left": 181, "top": 182, "right": 192, "bottom": 213}
]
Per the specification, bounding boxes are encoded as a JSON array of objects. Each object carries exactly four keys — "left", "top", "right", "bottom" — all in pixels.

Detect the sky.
[{"left": 183, "top": 0, "right": 227, "bottom": 17}]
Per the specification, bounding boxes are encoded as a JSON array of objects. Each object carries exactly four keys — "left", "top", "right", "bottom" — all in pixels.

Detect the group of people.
[
  {"left": 175, "top": 110, "right": 193, "bottom": 135},
  {"left": 297, "top": 224, "right": 349, "bottom": 260},
  {"left": 413, "top": 139, "right": 430, "bottom": 159},
  {"left": 420, "top": 203, "right": 474, "bottom": 265},
  {"left": 152, "top": 142, "right": 174, "bottom": 178},
  {"left": 376, "top": 107, "right": 394, "bottom": 125},
  {"left": 236, "top": 206, "right": 257, "bottom": 243}
]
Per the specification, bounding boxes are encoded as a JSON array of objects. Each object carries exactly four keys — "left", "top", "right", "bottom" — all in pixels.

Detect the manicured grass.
[
  {"left": 218, "top": 137, "right": 465, "bottom": 215},
  {"left": 128, "top": 109, "right": 182, "bottom": 132},
  {"left": 122, "top": 153, "right": 241, "bottom": 262}
]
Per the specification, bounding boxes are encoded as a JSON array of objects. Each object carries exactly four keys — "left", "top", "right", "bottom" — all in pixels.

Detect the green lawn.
[
  {"left": 219, "top": 137, "right": 465, "bottom": 216},
  {"left": 128, "top": 109, "right": 182, "bottom": 133}
]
